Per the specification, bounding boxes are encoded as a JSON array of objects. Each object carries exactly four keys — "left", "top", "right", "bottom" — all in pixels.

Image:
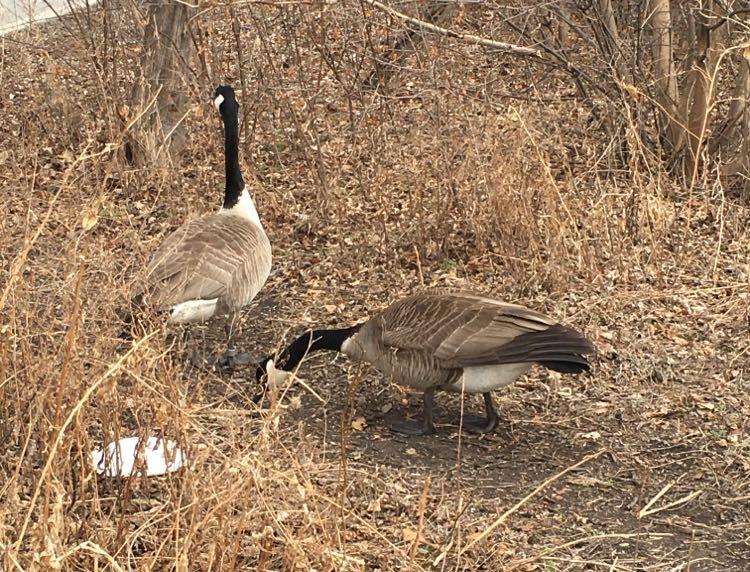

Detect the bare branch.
[
  {"left": 596, "top": 0, "right": 630, "bottom": 81},
  {"left": 361, "top": 0, "right": 543, "bottom": 58},
  {"left": 501, "top": 14, "right": 609, "bottom": 99}
]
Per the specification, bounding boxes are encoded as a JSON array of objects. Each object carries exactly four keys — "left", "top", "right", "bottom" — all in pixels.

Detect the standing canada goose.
[
  {"left": 255, "top": 289, "right": 594, "bottom": 435},
  {"left": 129, "top": 85, "right": 271, "bottom": 357}
]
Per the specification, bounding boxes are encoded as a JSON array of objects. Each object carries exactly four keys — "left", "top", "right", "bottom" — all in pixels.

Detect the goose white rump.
[{"left": 168, "top": 298, "right": 220, "bottom": 324}]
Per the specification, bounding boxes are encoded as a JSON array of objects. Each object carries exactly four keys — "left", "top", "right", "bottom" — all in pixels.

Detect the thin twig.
[
  {"left": 506, "top": 532, "right": 673, "bottom": 571},
  {"left": 0, "top": 143, "right": 117, "bottom": 313},
  {"left": 54, "top": 541, "right": 127, "bottom": 572},
  {"left": 14, "top": 333, "right": 159, "bottom": 552},
  {"left": 362, "top": 0, "right": 542, "bottom": 57},
  {"left": 639, "top": 489, "right": 703, "bottom": 518},
  {"left": 460, "top": 449, "right": 605, "bottom": 555},
  {"left": 638, "top": 482, "right": 673, "bottom": 517},
  {"left": 409, "top": 476, "right": 431, "bottom": 565}
]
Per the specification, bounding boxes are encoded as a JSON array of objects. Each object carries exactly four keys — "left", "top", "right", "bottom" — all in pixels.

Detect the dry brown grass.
[{"left": 1, "top": 3, "right": 749, "bottom": 571}]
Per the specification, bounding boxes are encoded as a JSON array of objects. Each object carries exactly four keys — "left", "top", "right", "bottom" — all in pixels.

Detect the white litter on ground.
[{"left": 91, "top": 435, "right": 185, "bottom": 478}]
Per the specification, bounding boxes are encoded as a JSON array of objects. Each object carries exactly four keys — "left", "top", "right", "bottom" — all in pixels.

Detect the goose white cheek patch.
[
  {"left": 213, "top": 93, "right": 225, "bottom": 114},
  {"left": 266, "top": 359, "right": 292, "bottom": 390},
  {"left": 91, "top": 436, "right": 185, "bottom": 478}
]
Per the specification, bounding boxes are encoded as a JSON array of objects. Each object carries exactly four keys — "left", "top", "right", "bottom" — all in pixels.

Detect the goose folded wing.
[
  {"left": 443, "top": 320, "right": 594, "bottom": 368},
  {"left": 382, "top": 292, "right": 591, "bottom": 368},
  {"left": 144, "top": 216, "right": 270, "bottom": 309},
  {"left": 144, "top": 244, "right": 229, "bottom": 308},
  {"left": 143, "top": 222, "right": 231, "bottom": 307}
]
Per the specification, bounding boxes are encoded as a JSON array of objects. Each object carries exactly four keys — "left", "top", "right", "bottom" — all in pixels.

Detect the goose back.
[{"left": 378, "top": 289, "right": 558, "bottom": 363}]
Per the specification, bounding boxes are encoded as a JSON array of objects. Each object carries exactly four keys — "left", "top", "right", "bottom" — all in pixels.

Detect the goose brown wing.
[
  {"left": 143, "top": 214, "right": 269, "bottom": 309},
  {"left": 380, "top": 290, "right": 592, "bottom": 368}
]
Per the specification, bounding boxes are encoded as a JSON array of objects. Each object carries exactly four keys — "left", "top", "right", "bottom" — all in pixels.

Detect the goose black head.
[{"left": 212, "top": 85, "right": 239, "bottom": 117}]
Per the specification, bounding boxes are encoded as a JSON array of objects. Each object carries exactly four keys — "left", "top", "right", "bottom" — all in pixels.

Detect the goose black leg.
[
  {"left": 460, "top": 392, "right": 499, "bottom": 434},
  {"left": 217, "top": 316, "right": 238, "bottom": 369},
  {"left": 216, "top": 316, "right": 260, "bottom": 369},
  {"left": 390, "top": 388, "right": 437, "bottom": 435},
  {"left": 192, "top": 314, "right": 255, "bottom": 370}
]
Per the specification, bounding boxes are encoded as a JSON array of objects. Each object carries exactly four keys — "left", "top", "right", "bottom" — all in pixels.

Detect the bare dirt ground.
[{"left": 1, "top": 3, "right": 749, "bottom": 571}]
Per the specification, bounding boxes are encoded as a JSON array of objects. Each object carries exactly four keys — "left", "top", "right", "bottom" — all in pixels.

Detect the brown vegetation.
[{"left": 1, "top": 2, "right": 749, "bottom": 570}]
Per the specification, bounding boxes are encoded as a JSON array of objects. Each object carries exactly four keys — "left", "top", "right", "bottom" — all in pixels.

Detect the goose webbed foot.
[
  {"left": 389, "top": 389, "right": 436, "bottom": 436},
  {"left": 190, "top": 349, "right": 260, "bottom": 371},
  {"left": 460, "top": 393, "right": 499, "bottom": 434},
  {"left": 389, "top": 418, "right": 435, "bottom": 436},
  {"left": 461, "top": 415, "right": 498, "bottom": 434}
]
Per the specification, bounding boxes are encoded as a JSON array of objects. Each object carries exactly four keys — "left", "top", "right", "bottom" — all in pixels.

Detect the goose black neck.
[
  {"left": 222, "top": 108, "right": 244, "bottom": 209},
  {"left": 279, "top": 325, "right": 360, "bottom": 371},
  {"left": 283, "top": 326, "right": 359, "bottom": 369}
]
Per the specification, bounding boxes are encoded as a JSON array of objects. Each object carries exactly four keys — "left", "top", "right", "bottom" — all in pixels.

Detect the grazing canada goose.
[
  {"left": 255, "top": 289, "right": 594, "bottom": 435},
  {"left": 129, "top": 85, "right": 271, "bottom": 356}
]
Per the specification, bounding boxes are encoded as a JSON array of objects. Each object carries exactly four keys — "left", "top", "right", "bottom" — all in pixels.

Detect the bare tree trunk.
[
  {"left": 649, "top": 0, "right": 684, "bottom": 156},
  {"left": 556, "top": 5, "right": 571, "bottom": 49},
  {"left": 125, "top": 0, "right": 195, "bottom": 166},
  {"left": 710, "top": 50, "right": 749, "bottom": 153},
  {"left": 719, "top": 54, "right": 750, "bottom": 188},
  {"left": 683, "top": 4, "right": 711, "bottom": 177},
  {"left": 598, "top": 0, "right": 628, "bottom": 81},
  {"left": 473, "top": 1, "right": 750, "bottom": 186},
  {"left": 707, "top": 0, "right": 729, "bottom": 69},
  {"left": 706, "top": 1, "right": 743, "bottom": 158}
]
